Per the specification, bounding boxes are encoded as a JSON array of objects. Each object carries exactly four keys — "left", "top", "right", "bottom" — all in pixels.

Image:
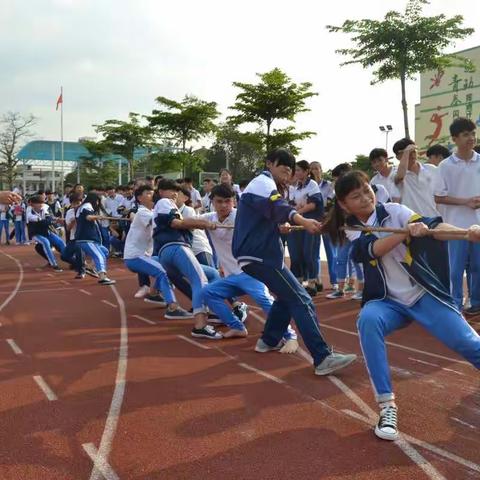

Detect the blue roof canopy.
[{"left": 16, "top": 140, "right": 153, "bottom": 165}]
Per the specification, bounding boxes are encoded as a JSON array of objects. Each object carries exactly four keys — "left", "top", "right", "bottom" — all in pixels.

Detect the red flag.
[{"left": 56, "top": 92, "right": 63, "bottom": 111}]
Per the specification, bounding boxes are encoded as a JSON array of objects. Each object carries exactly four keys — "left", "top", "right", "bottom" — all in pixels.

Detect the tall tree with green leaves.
[
  {"left": 327, "top": 0, "right": 474, "bottom": 138},
  {"left": 94, "top": 112, "right": 151, "bottom": 180},
  {"left": 0, "top": 112, "right": 36, "bottom": 189},
  {"left": 229, "top": 68, "right": 317, "bottom": 153},
  {"left": 147, "top": 95, "right": 219, "bottom": 176}
]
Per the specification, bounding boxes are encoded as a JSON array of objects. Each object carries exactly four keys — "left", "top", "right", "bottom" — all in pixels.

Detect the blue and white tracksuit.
[
  {"left": 123, "top": 205, "right": 176, "bottom": 305},
  {"left": 0, "top": 205, "right": 10, "bottom": 243},
  {"left": 201, "top": 209, "right": 297, "bottom": 339},
  {"left": 75, "top": 203, "right": 109, "bottom": 273},
  {"left": 27, "top": 206, "right": 65, "bottom": 266},
  {"left": 153, "top": 198, "right": 207, "bottom": 314},
  {"left": 233, "top": 171, "right": 330, "bottom": 366},
  {"left": 287, "top": 179, "right": 324, "bottom": 281},
  {"left": 349, "top": 203, "right": 480, "bottom": 402}
]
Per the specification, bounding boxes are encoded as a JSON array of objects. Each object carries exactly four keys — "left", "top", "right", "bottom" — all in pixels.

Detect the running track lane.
[{"left": 0, "top": 245, "right": 479, "bottom": 478}]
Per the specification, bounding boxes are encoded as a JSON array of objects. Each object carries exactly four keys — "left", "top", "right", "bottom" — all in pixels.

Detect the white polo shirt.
[
  {"left": 104, "top": 194, "right": 124, "bottom": 218},
  {"left": 201, "top": 210, "right": 241, "bottom": 276},
  {"left": 373, "top": 184, "right": 390, "bottom": 204},
  {"left": 289, "top": 178, "right": 321, "bottom": 208},
  {"left": 346, "top": 202, "right": 425, "bottom": 306},
  {"left": 179, "top": 204, "right": 213, "bottom": 256},
  {"left": 371, "top": 168, "right": 400, "bottom": 201},
  {"left": 434, "top": 152, "right": 480, "bottom": 228},
  {"left": 65, "top": 208, "right": 77, "bottom": 239},
  {"left": 124, "top": 206, "right": 153, "bottom": 259},
  {"left": 318, "top": 179, "right": 334, "bottom": 206},
  {"left": 396, "top": 163, "right": 439, "bottom": 217}
]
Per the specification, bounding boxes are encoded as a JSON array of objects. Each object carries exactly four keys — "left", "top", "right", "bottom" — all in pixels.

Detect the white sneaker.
[
  {"left": 314, "top": 351, "right": 357, "bottom": 375},
  {"left": 351, "top": 291, "right": 363, "bottom": 301},
  {"left": 134, "top": 285, "right": 150, "bottom": 298},
  {"left": 375, "top": 405, "right": 399, "bottom": 441}
]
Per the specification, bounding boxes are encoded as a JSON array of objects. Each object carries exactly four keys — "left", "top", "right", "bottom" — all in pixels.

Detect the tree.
[
  {"left": 327, "top": 0, "right": 474, "bottom": 138},
  {"left": 210, "top": 123, "right": 264, "bottom": 178},
  {"left": 229, "top": 68, "right": 318, "bottom": 153},
  {"left": 147, "top": 95, "right": 220, "bottom": 176},
  {"left": 0, "top": 112, "right": 36, "bottom": 189},
  {"left": 351, "top": 154, "right": 374, "bottom": 176},
  {"left": 94, "top": 112, "right": 151, "bottom": 180}
]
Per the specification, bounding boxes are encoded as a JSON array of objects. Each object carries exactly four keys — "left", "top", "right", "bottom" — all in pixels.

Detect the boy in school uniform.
[
  {"left": 369, "top": 148, "right": 401, "bottom": 203},
  {"left": 232, "top": 148, "right": 357, "bottom": 375},
  {"left": 27, "top": 195, "right": 65, "bottom": 271},
  {"left": 434, "top": 117, "right": 480, "bottom": 315},
  {"left": 201, "top": 183, "right": 298, "bottom": 350},
  {"left": 153, "top": 179, "right": 221, "bottom": 339}
]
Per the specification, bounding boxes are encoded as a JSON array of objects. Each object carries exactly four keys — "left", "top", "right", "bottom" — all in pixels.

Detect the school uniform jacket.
[
  {"left": 27, "top": 206, "right": 54, "bottom": 237},
  {"left": 233, "top": 171, "right": 297, "bottom": 269},
  {"left": 347, "top": 203, "right": 455, "bottom": 310},
  {"left": 75, "top": 203, "right": 103, "bottom": 244}
]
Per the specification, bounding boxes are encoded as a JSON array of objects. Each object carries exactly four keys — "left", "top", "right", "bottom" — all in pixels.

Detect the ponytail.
[{"left": 322, "top": 197, "right": 347, "bottom": 245}]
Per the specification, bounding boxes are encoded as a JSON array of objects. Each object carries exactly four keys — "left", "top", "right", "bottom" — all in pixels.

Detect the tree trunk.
[
  {"left": 400, "top": 72, "right": 410, "bottom": 139},
  {"left": 266, "top": 120, "right": 271, "bottom": 154}
]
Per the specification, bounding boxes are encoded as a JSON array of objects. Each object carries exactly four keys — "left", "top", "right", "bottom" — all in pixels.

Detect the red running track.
[{"left": 0, "top": 245, "right": 479, "bottom": 479}]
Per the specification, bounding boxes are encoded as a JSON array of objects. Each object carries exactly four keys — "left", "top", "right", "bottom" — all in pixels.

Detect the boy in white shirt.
[
  {"left": 369, "top": 148, "right": 400, "bottom": 202},
  {"left": 434, "top": 117, "right": 480, "bottom": 315},
  {"left": 393, "top": 139, "right": 439, "bottom": 217}
]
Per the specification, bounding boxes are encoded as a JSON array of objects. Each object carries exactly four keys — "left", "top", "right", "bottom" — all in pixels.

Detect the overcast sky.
[{"left": 2, "top": 0, "right": 480, "bottom": 170}]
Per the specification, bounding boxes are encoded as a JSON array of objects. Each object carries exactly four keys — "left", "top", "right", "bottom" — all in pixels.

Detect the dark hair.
[
  {"left": 296, "top": 160, "right": 310, "bottom": 172},
  {"left": 219, "top": 168, "right": 232, "bottom": 176},
  {"left": 82, "top": 192, "right": 101, "bottom": 213},
  {"left": 175, "top": 178, "right": 184, "bottom": 184},
  {"left": 154, "top": 175, "right": 163, "bottom": 183},
  {"left": 392, "top": 138, "right": 415, "bottom": 155},
  {"left": 64, "top": 183, "right": 73, "bottom": 189},
  {"left": 157, "top": 179, "right": 181, "bottom": 192},
  {"left": 183, "top": 177, "right": 193, "bottom": 184},
  {"left": 73, "top": 183, "right": 84, "bottom": 191},
  {"left": 69, "top": 192, "right": 83, "bottom": 204},
  {"left": 450, "top": 117, "right": 476, "bottom": 137},
  {"left": 203, "top": 177, "right": 212, "bottom": 183},
  {"left": 323, "top": 171, "right": 371, "bottom": 245},
  {"left": 37, "top": 189, "right": 45, "bottom": 195},
  {"left": 426, "top": 144, "right": 450, "bottom": 159},
  {"left": 265, "top": 148, "right": 296, "bottom": 172},
  {"left": 30, "top": 194, "right": 44, "bottom": 205},
  {"left": 210, "top": 183, "right": 235, "bottom": 199},
  {"left": 369, "top": 148, "right": 388, "bottom": 162},
  {"left": 45, "top": 190, "right": 53, "bottom": 195},
  {"left": 146, "top": 175, "right": 154, "bottom": 181},
  {"left": 105, "top": 185, "right": 115, "bottom": 191},
  {"left": 134, "top": 185, "right": 154, "bottom": 202},
  {"left": 239, "top": 179, "right": 249, "bottom": 189},
  {"left": 474, "top": 145, "right": 480, "bottom": 154},
  {"left": 179, "top": 186, "right": 191, "bottom": 199},
  {"left": 331, "top": 162, "right": 352, "bottom": 179}
]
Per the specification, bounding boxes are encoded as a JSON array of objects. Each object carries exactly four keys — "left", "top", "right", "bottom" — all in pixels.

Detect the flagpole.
[{"left": 60, "top": 86, "right": 64, "bottom": 192}]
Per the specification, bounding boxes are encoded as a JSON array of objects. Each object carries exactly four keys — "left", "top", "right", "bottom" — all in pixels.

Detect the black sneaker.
[
  {"left": 464, "top": 305, "right": 480, "bottom": 317},
  {"left": 85, "top": 267, "right": 99, "bottom": 278},
  {"left": 53, "top": 265, "right": 63, "bottom": 273},
  {"left": 191, "top": 325, "right": 222, "bottom": 340},
  {"left": 75, "top": 272, "right": 86, "bottom": 279},
  {"left": 375, "top": 405, "right": 399, "bottom": 441},
  {"left": 98, "top": 277, "right": 116, "bottom": 285},
  {"left": 144, "top": 294, "right": 167, "bottom": 307},
  {"left": 315, "top": 282, "right": 324, "bottom": 293},
  {"left": 232, "top": 302, "right": 248, "bottom": 323},
  {"left": 305, "top": 286, "right": 317, "bottom": 297},
  {"left": 165, "top": 307, "right": 194, "bottom": 319}
]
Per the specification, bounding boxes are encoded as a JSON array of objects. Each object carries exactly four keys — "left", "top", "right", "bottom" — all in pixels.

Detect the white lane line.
[
  {"left": 0, "top": 251, "right": 24, "bottom": 313},
  {"left": 60, "top": 280, "right": 70, "bottom": 285},
  {"left": 33, "top": 375, "right": 58, "bottom": 401},
  {"left": 343, "top": 409, "right": 480, "bottom": 474},
  {"left": 451, "top": 417, "right": 476, "bottom": 430},
  {"left": 321, "top": 323, "right": 471, "bottom": 366},
  {"left": 82, "top": 443, "right": 119, "bottom": 480},
  {"left": 177, "top": 334, "right": 211, "bottom": 350},
  {"left": 102, "top": 300, "right": 117, "bottom": 308},
  {"left": 131, "top": 314, "right": 156, "bottom": 325},
  {"left": 46, "top": 273, "right": 54, "bottom": 278},
  {"left": 6, "top": 339, "right": 23, "bottom": 355},
  {"left": 87, "top": 285, "right": 128, "bottom": 480},
  {"left": 409, "top": 357, "right": 439, "bottom": 368},
  {"left": 442, "top": 367, "right": 465, "bottom": 376},
  {"left": 238, "top": 362, "right": 285, "bottom": 384},
  {"left": 80, "top": 289, "right": 92, "bottom": 296},
  {"left": 249, "top": 309, "right": 446, "bottom": 479},
  {"left": 0, "top": 287, "right": 76, "bottom": 294}
]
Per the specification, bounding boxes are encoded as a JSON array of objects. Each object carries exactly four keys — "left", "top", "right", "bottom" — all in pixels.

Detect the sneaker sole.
[
  {"left": 164, "top": 313, "right": 194, "bottom": 320},
  {"left": 315, "top": 355, "right": 357, "bottom": 376},
  {"left": 191, "top": 332, "right": 223, "bottom": 340},
  {"left": 144, "top": 299, "right": 167, "bottom": 307},
  {"left": 99, "top": 282, "right": 116, "bottom": 285},
  {"left": 374, "top": 425, "right": 399, "bottom": 441}
]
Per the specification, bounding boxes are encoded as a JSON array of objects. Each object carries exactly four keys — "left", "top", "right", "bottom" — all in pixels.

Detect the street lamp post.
[{"left": 379, "top": 125, "right": 393, "bottom": 151}]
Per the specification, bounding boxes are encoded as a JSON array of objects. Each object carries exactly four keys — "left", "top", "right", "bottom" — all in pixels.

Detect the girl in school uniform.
[
  {"left": 75, "top": 192, "right": 116, "bottom": 285},
  {"left": 323, "top": 170, "right": 480, "bottom": 441},
  {"left": 287, "top": 160, "right": 324, "bottom": 296}
]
